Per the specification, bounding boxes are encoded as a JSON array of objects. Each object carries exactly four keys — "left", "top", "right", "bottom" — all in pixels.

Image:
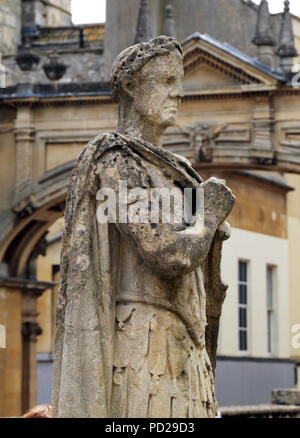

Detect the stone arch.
[{"left": 0, "top": 194, "right": 67, "bottom": 278}]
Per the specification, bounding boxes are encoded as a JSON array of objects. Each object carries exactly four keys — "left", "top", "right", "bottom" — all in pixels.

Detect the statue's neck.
[{"left": 116, "top": 102, "right": 165, "bottom": 147}]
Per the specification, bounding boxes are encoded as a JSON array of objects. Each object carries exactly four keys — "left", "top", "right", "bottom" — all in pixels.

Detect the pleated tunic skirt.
[{"left": 111, "top": 302, "right": 218, "bottom": 418}]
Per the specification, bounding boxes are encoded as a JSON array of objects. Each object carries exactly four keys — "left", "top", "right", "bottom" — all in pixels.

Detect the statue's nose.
[
  {"left": 170, "top": 81, "right": 184, "bottom": 99},
  {"left": 177, "top": 87, "right": 184, "bottom": 99}
]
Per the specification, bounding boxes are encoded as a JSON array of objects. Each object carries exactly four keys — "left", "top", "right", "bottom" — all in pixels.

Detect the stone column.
[
  {"left": 14, "top": 107, "right": 35, "bottom": 210},
  {"left": 0, "top": 324, "right": 5, "bottom": 348},
  {"left": 251, "top": 97, "right": 275, "bottom": 164},
  {"left": 21, "top": 289, "right": 43, "bottom": 414},
  {"left": 0, "top": 277, "right": 54, "bottom": 417},
  {"left": 257, "top": 45, "right": 275, "bottom": 69}
]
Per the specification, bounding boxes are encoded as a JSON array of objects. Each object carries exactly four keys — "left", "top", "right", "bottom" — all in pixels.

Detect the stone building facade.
[
  {"left": 104, "top": 0, "right": 300, "bottom": 77},
  {"left": 1, "top": 0, "right": 300, "bottom": 415},
  {"left": 0, "top": 0, "right": 71, "bottom": 56},
  {"left": 0, "top": 0, "right": 22, "bottom": 56}
]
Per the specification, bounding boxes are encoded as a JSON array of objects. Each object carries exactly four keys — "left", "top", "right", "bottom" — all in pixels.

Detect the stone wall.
[
  {"left": 43, "top": 0, "right": 72, "bottom": 27},
  {"left": 0, "top": 107, "right": 17, "bottom": 243},
  {"left": 22, "top": 0, "right": 71, "bottom": 28},
  {"left": 169, "top": 0, "right": 258, "bottom": 56},
  {"left": 0, "top": 1, "right": 71, "bottom": 58},
  {"left": 103, "top": 0, "right": 296, "bottom": 80},
  {"left": 3, "top": 48, "right": 105, "bottom": 86},
  {"left": 0, "top": 0, "right": 22, "bottom": 55},
  {"left": 103, "top": 0, "right": 262, "bottom": 79},
  {"left": 0, "top": 285, "right": 23, "bottom": 417}
]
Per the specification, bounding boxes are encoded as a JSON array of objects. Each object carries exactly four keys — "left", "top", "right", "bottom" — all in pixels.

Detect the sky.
[
  {"left": 71, "top": 0, "right": 106, "bottom": 24},
  {"left": 252, "top": 0, "right": 300, "bottom": 15},
  {"left": 71, "top": 0, "right": 300, "bottom": 25}
]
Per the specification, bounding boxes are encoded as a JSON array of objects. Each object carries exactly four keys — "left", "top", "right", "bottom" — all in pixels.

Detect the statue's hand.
[{"left": 201, "top": 177, "right": 235, "bottom": 225}]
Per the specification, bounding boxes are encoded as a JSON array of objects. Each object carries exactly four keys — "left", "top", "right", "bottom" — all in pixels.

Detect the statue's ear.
[{"left": 121, "top": 77, "right": 135, "bottom": 99}]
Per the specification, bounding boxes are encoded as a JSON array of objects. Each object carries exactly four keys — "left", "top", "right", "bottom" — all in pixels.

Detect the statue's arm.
[
  {"left": 121, "top": 212, "right": 219, "bottom": 279},
  {"left": 97, "top": 151, "right": 234, "bottom": 279}
]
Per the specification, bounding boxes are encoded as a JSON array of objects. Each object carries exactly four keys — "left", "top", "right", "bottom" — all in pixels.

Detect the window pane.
[
  {"left": 267, "top": 266, "right": 273, "bottom": 288},
  {"left": 238, "top": 261, "right": 248, "bottom": 352},
  {"left": 239, "top": 330, "right": 247, "bottom": 351},
  {"left": 239, "top": 284, "right": 247, "bottom": 305},
  {"left": 268, "top": 311, "right": 274, "bottom": 353},
  {"left": 267, "top": 266, "right": 274, "bottom": 309},
  {"left": 239, "top": 308, "right": 247, "bottom": 328},
  {"left": 239, "top": 261, "right": 247, "bottom": 282},
  {"left": 266, "top": 265, "right": 276, "bottom": 354}
]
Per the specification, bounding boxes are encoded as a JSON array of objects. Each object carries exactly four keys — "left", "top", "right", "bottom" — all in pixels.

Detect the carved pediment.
[
  {"left": 182, "top": 33, "right": 282, "bottom": 94},
  {"left": 183, "top": 60, "right": 249, "bottom": 91}
]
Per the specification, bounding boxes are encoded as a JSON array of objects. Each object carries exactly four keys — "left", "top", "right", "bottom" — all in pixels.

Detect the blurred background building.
[{"left": 0, "top": 0, "right": 300, "bottom": 417}]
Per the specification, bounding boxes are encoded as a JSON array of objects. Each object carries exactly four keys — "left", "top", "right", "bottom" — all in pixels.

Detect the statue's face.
[{"left": 130, "top": 50, "right": 184, "bottom": 128}]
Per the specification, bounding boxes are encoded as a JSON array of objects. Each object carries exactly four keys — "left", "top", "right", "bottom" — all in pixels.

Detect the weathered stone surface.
[
  {"left": 163, "top": 4, "right": 176, "bottom": 39},
  {"left": 102, "top": 0, "right": 289, "bottom": 78},
  {"left": 276, "top": 0, "right": 298, "bottom": 73},
  {"left": 252, "top": 0, "right": 276, "bottom": 48},
  {"left": 22, "top": 0, "right": 71, "bottom": 29},
  {"left": 0, "top": 324, "right": 5, "bottom": 348},
  {"left": 0, "top": 0, "right": 21, "bottom": 55},
  {"left": 277, "top": 0, "right": 298, "bottom": 59},
  {"left": 272, "top": 389, "right": 300, "bottom": 406},
  {"left": 4, "top": 49, "right": 105, "bottom": 87},
  {"left": 135, "top": 0, "right": 152, "bottom": 44},
  {"left": 52, "top": 35, "right": 235, "bottom": 418}
]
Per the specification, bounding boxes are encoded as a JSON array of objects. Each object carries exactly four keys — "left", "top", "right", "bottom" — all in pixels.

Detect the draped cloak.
[{"left": 51, "top": 132, "right": 229, "bottom": 418}]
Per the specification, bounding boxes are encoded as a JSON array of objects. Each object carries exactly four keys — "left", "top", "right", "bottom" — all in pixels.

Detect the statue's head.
[{"left": 111, "top": 35, "right": 184, "bottom": 129}]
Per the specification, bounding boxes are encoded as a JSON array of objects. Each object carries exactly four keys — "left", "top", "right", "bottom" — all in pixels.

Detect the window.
[
  {"left": 267, "top": 266, "right": 276, "bottom": 354},
  {"left": 238, "top": 261, "right": 248, "bottom": 351},
  {"left": 52, "top": 264, "right": 60, "bottom": 281}
]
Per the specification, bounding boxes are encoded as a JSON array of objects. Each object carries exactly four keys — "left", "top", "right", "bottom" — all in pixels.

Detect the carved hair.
[{"left": 111, "top": 35, "right": 183, "bottom": 101}]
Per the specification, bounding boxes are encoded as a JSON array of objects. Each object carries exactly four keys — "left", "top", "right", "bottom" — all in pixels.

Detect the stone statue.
[
  {"left": 52, "top": 36, "right": 235, "bottom": 418},
  {"left": 188, "top": 123, "right": 227, "bottom": 163}
]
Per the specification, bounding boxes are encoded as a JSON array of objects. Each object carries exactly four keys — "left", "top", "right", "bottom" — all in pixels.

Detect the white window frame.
[
  {"left": 267, "top": 265, "right": 276, "bottom": 355},
  {"left": 238, "top": 260, "right": 249, "bottom": 353}
]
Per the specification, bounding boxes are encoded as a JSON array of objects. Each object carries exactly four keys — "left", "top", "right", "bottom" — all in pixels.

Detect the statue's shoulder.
[
  {"left": 73, "top": 132, "right": 125, "bottom": 167},
  {"left": 90, "top": 132, "right": 131, "bottom": 160},
  {"left": 91, "top": 133, "right": 152, "bottom": 189}
]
